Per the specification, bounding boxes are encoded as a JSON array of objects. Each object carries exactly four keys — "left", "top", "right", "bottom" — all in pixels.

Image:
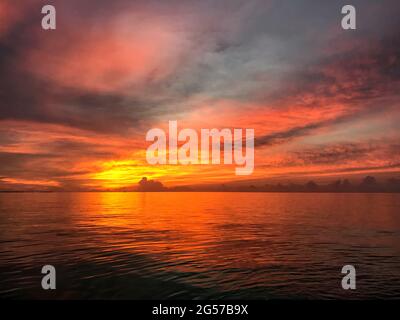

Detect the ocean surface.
[{"left": 0, "top": 192, "right": 400, "bottom": 299}]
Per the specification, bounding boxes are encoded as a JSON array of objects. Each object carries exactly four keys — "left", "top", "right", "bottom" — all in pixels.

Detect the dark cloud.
[
  {"left": 0, "top": 148, "right": 92, "bottom": 183},
  {"left": 292, "top": 143, "right": 375, "bottom": 165},
  {"left": 137, "top": 177, "right": 165, "bottom": 191},
  {"left": 38, "top": 140, "right": 117, "bottom": 158},
  {"left": 254, "top": 106, "right": 383, "bottom": 148},
  {"left": 0, "top": 151, "right": 64, "bottom": 179},
  {"left": 255, "top": 122, "right": 322, "bottom": 147},
  {"left": 290, "top": 163, "right": 400, "bottom": 177},
  {"left": 267, "top": 32, "right": 400, "bottom": 109}
]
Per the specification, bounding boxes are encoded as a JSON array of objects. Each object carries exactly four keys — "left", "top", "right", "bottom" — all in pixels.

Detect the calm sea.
[{"left": 1, "top": 192, "right": 400, "bottom": 299}]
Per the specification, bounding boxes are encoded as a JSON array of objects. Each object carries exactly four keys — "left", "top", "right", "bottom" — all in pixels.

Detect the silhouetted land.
[
  {"left": 132, "top": 176, "right": 400, "bottom": 193},
  {"left": 1, "top": 176, "right": 400, "bottom": 193}
]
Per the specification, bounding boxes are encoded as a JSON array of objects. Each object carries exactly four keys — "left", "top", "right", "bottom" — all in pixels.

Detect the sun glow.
[{"left": 91, "top": 158, "right": 200, "bottom": 189}]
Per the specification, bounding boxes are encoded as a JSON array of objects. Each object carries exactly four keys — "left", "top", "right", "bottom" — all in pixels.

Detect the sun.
[{"left": 90, "top": 158, "right": 197, "bottom": 189}]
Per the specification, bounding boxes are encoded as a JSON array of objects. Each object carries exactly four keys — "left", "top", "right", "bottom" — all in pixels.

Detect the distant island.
[
  {"left": 133, "top": 176, "right": 400, "bottom": 193},
  {"left": 2, "top": 176, "right": 400, "bottom": 193}
]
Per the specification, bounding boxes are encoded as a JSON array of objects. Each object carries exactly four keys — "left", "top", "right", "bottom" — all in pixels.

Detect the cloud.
[
  {"left": 137, "top": 177, "right": 165, "bottom": 191},
  {"left": 291, "top": 143, "right": 376, "bottom": 165}
]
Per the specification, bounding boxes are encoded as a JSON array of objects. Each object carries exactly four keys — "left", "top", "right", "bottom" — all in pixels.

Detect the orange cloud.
[{"left": 24, "top": 12, "right": 189, "bottom": 92}]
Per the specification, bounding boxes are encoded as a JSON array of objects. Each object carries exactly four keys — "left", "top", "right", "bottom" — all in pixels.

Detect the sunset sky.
[{"left": 0, "top": 0, "right": 399, "bottom": 191}]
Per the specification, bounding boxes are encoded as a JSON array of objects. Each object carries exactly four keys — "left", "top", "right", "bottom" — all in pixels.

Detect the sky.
[{"left": 0, "top": 0, "right": 399, "bottom": 191}]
